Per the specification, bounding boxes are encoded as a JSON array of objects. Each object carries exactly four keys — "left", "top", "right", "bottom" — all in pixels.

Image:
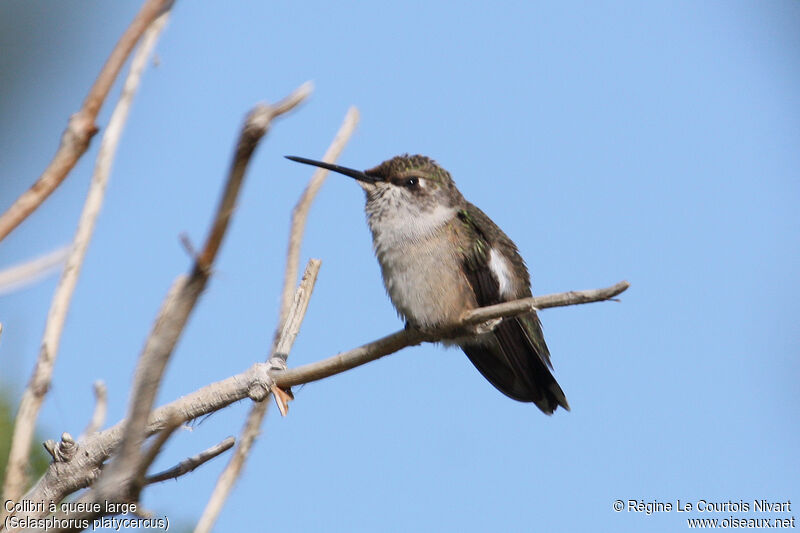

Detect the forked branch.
[
  {"left": 1, "top": 10, "right": 172, "bottom": 507},
  {"left": 1, "top": 84, "right": 312, "bottom": 533},
  {"left": 195, "top": 106, "right": 360, "bottom": 533}
]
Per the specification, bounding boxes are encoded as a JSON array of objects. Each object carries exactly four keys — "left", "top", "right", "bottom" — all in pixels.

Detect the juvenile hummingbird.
[{"left": 286, "top": 154, "right": 569, "bottom": 414}]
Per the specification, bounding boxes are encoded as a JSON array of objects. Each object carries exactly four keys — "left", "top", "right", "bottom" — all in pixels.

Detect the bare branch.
[
  {"left": 271, "top": 258, "right": 323, "bottom": 415},
  {"left": 195, "top": 108, "right": 359, "bottom": 533},
  {"left": 195, "top": 82, "right": 313, "bottom": 271},
  {"left": 4, "top": 79, "right": 315, "bottom": 531},
  {"left": 11, "top": 281, "right": 628, "bottom": 528},
  {"left": 274, "top": 259, "right": 323, "bottom": 360},
  {"left": 275, "top": 106, "right": 360, "bottom": 334},
  {"left": 0, "top": 246, "right": 70, "bottom": 296},
  {"left": 1, "top": 11, "right": 171, "bottom": 506},
  {"left": 145, "top": 437, "right": 235, "bottom": 485},
  {"left": 274, "top": 280, "right": 631, "bottom": 388},
  {"left": 97, "top": 82, "right": 311, "bottom": 504},
  {"left": 194, "top": 259, "right": 322, "bottom": 533},
  {"left": 98, "top": 274, "right": 194, "bottom": 493},
  {"left": 80, "top": 381, "right": 108, "bottom": 439},
  {"left": 462, "top": 280, "right": 631, "bottom": 323},
  {"left": 39, "top": 417, "right": 182, "bottom": 533},
  {"left": 0, "top": 0, "right": 175, "bottom": 242},
  {"left": 17, "top": 364, "right": 276, "bottom": 524},
  {"left": 133, "top": 411, "right": 182, "bottom": 490}
]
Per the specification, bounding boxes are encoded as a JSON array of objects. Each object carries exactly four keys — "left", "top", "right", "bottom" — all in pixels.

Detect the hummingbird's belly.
[{"left": 378, "top": 243, "right": 475, "bottom": 328}]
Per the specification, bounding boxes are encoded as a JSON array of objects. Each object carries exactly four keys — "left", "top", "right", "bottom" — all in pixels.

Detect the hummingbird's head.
[
  {"left": 286, "top": 153, "right": 463, "bottom": 210},
  {"left": 285, "top": 154, "right": 464, "bottom": 245},
  {"left": 362, "top": 153, "right": 462, "bottom": 208}
]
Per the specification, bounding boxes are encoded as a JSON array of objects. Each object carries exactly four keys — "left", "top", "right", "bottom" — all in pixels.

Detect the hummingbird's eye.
[{"left": 403, "top": 177, "right": 420, "bottom": 188}]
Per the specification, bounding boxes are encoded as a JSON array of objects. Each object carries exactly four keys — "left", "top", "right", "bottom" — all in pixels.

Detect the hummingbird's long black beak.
[{"left": 285, "top": 156, "right": 377, "bottom": 184}]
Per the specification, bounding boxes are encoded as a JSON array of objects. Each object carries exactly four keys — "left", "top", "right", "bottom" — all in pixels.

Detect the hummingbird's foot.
[{"left": 267, "top": 356, "right": 294, "bottom": 417}]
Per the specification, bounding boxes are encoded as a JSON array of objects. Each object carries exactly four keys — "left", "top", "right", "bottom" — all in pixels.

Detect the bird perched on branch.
[{"left": 286, "top": 154, "right": 569, "bottom": 414}]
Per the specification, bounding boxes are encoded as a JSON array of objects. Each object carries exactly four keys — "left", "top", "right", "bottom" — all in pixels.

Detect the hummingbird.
[{"left": 286, "top": 154, "right": 569, "bottom": 414}]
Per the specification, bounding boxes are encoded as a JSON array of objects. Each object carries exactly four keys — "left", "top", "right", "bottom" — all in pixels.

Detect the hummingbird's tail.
[{"left": 460, "top": 314, "right": 569, "bottom": 414}]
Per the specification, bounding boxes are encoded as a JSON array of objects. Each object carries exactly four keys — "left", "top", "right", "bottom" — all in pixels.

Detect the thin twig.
[
  {"left": 96, "top": 83, "right": 311, "bottom": 507},
  {"left": 196, "top": 83, "right": 313, "bottom": 272},
  {"left": 80, "top": 381, "right": 108, "bottom": 439},
  {"left": 0, "top": 246, "right": 70, "bottom": 295},
  {"left": 0, "top": 0, "right": 174, "bottom": 242},
  {"left": 145, "top": 437, "right": 235, "bottom": 484},
  {"left": 275, "top": 106, "right": 360, "bottom": 335},
  {"left": 195, "top": 108, "right": 359, "bottom": 533},
  {"left": 133, "top": 411, "right": 182, "bottom": 490},
  {"left": 12, "top": 280, "right": 628, "bottom": 527},
  {"left": 97, "top": 273, "right": 193, "bottom": 492},
  {"left": 194, "top": 260, "right": 322, "bottom": 533},
  {"left": 462, "top": 280, "right": 631, "bottom": 323},
  {"left": 274, "top": 259, "right": 323, "bottom": 359},
  {"left": 1, "top": 11, "right": 171, "bottom": 507},
  {"left": 272, "top": 258, "right": 323, "bottom": 415}
]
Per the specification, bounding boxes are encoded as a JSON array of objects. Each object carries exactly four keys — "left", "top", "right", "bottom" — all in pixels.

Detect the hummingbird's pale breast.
[
  {"left": 365, "top": 188, "right": 475, "bottom": 327},
  {"left": 374, "top": 224, "right": 477, "bottom": 328}
]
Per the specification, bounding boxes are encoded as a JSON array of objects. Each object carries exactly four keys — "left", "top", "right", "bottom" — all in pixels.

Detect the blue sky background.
[{"left": 1, "top": 1, "right": 798, "bottom": 531}]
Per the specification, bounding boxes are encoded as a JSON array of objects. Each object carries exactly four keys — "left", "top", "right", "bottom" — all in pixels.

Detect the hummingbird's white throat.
[{"left": 365, "top": 186, "right": 457, "bottom": 255}]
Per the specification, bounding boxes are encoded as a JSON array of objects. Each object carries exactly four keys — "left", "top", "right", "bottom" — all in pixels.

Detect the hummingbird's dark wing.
[{"left": 457, "top": 204, "right": 569, "bottom": 414}]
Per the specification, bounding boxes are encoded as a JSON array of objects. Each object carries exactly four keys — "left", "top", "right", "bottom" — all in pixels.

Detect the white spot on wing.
[{"left": 489, "top": 248, "right": 514, "bottom": 297}]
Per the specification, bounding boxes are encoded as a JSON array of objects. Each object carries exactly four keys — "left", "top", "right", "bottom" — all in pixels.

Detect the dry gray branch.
[
  {"left": 1, "top": 11, "right": 171, "bottom": 508},
  {"left": 36, "top": 414, "right": 181, "bottom": 533},
  {"left": 145, "top": 437, "right": 235, "bottom": 485},
  {"left": 11, "top": 83, "right": 313, "bottom": 533},
  {"left": 16, "top": 364, "right": 278, "bottom": 525},
  {"left": 133, "top": 411, "right": 182, "bottom": 489},
  {"left": 11, "top": 280, "right": 628, "bottom": 529},
  {"left": 462, "top": 280, "right": 631, "bottom": 322},
  {"left": 91, "top": 82, "right": 311, "bottom": 515},
  {"left": 194, "top": 81, "right": 314, "bottom": 271},
  {"left": 0, "top": 0, "right": 175, "bottom": 242},
  {"left": 274, "top": 259, "right": 324, "bottom": 360},
  {"left": 0, "top": 246, "right": 70, "bottom": 295},
  {"left": 194, "top": 259, "right": 322, "bottom": 533},
  {"left": 195, "top": 107, "right": 359, "bottom": 533},
  {"left": 275, "top": 280, "right": 631, "bottom": 388},
  {"left": 275, "top": 106, "right": 360, "bottom": 334}
]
